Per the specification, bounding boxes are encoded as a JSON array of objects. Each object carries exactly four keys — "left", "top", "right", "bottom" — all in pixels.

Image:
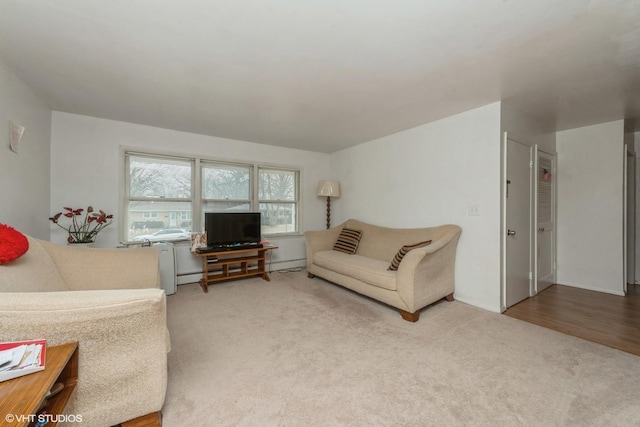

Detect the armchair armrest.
[
  {"left": 39, "top": 240, "right": 160, "bottom": 291},
  {"left": 0, "top": 288, "right": 169, "bottom": 426},
  {"left": 396, "top": 226, "right": 462, "bottom": 311}
]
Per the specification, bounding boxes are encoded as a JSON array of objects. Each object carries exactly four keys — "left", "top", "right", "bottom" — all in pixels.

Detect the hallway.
[{"left": 504, "top": 284, "right": 640, "bottom": 357}]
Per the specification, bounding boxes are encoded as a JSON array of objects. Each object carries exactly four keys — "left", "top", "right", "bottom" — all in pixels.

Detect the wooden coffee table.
[{"left": 0, "top": 341, "right": 78, "bottom": 426}]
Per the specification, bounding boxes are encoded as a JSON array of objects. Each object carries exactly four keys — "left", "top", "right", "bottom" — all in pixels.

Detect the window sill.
[{"left": 263, "top": 232, "right": 303, "bottom": 239}]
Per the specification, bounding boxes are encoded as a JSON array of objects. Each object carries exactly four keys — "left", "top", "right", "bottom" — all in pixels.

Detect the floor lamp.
[{"left": 317, "top": 180, "right": 341, "bottom": 229}]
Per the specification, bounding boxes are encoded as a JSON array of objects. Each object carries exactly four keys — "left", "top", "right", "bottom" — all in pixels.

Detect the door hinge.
[
  {"left": 529, "top": 160, "right": 533, "bottom": 168},
  {"left": 528, "top": 272, "right": 533, "bottom": 280}
]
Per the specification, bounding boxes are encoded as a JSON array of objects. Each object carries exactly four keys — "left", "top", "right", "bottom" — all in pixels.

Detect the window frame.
[
  {"left": 200, "top": 160, "right": 254, "bottom": 219},
  {"left": 123, "top": 151, "right": 195, "bottom": 242},
  {"left": 257, "top": 167, "right": 300, "bottom": 236},
  {"left": 120, "top": 148, "right": 301, "bottom": 242}
]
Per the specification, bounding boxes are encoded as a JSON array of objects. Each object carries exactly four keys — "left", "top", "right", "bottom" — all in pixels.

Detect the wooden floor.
[{"left": 504, "top": 283, "right": 640, "bottom": 357}]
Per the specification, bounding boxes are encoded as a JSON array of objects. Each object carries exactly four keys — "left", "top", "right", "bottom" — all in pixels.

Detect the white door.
[
  {"left": 536, "top": 150, "right": 555, "bottom": 293},
  {"left": 506, "top": 138, "right": 532, "bottom": 308},
  {"left": 626, "top": 148, "right": 635, "bottom": 289}
]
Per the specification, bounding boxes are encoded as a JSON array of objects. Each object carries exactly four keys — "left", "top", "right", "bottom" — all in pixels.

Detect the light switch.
[{"left": 467, "top": 203, "right": 480, "bottom": 216}]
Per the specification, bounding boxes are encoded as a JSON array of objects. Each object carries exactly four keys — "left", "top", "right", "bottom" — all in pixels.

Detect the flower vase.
[
  {"left": 67, "top": 231, "right": 95, "bottom": 247},
  {"left": 67, "top": 241, "right": 95, "bottom": 248}
]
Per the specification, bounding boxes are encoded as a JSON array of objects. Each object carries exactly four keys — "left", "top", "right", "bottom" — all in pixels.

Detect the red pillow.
[{"left": 0, "top": 224, "right": 29, "bottom": 264}]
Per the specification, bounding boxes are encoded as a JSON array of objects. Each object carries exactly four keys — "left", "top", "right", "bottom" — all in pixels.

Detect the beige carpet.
[{"left": 163, "top": 271, "right": 640, "bottom": 426}]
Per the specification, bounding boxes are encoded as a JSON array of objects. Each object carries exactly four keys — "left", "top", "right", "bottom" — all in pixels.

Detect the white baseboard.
[
  {"left": 453, "top": 295, "right": 502, "bottom": 313},
  {"left": 177, "top": 273, "right": 204, "bottom": 285},
  {"left": 266, "top": 258, "right": 306, "bottom": 272},
  {"left": 555, "top": 281, "right": 626, "bottom": 296}
]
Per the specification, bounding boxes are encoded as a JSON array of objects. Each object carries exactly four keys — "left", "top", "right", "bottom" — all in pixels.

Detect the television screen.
[{"left": 205, "top": 212, "right": 261, "bottom": 246}]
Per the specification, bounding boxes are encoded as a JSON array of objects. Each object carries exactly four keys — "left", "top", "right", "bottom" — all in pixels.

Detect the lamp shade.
[{"left": 316, "top": 180, "right": 341, "bottom": 197}]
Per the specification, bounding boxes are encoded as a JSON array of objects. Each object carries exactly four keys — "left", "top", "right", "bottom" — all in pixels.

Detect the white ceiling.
[{"left": 0, "top": 0, "right": 639, "bottom": 153}]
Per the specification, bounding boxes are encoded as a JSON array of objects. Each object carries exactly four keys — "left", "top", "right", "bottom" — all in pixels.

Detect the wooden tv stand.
[{"left": 195, "top": 246, "right": 276, "bottom": 293}]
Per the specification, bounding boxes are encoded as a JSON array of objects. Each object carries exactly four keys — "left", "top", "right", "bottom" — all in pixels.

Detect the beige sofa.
[
  {"left": 0, "top": 237, "right": 170, "bottom": 427},
  {"left": 305, "top": 220, "right": 461, "bottom": 322}
]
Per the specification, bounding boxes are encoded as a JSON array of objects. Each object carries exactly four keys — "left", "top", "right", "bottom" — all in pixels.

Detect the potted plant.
[{"left": 49, "top": 206, "right": 114, "bottom": 245}]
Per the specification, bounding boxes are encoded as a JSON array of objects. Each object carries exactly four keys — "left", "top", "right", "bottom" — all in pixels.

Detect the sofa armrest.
[
  {"left": 40, "top": 240, "right": 160, "bottom": 291},
  {"left": 304, "top": 223, "right": 344, "bottom": 268},
  {"left": 0, "top": 288, "right": 169, "bottom": 426},
  {"left": 396, "top": 226, "right": 462, "bottom": 311}
]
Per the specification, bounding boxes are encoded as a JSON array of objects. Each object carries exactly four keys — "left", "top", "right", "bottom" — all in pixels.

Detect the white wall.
[
  {"left": 556, "top": 120, "right": 625, "bottom": 295},
  {"left": 50, "top": 112, "right": 331, "bottom": 276},
  {"left": 500, "top": 103, "right": 556, "bottom": 153},
  {"left": 330, "top": 102, "right": 503, "bottom": 312},
  {"left": 0, "top": 59, "right": 52, "bottom": 239}
]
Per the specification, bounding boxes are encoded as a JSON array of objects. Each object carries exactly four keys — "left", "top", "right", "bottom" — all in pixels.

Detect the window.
[
  {"left": 259, "top": 168, "right": 298, "bottom": 234},
  {"left": 125, "top": 153, "right": 194, "bottom": 241},
  {"left": 123, "top": 150, "right": 300, "bottom": 241},
  {"left": 201, "top": 162, "right": 252, "bottom": 214}
]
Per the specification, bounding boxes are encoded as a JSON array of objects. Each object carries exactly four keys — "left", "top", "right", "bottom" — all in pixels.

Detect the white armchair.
[{"left": 0, "top": 236, "right": 170, "bottom": 427}]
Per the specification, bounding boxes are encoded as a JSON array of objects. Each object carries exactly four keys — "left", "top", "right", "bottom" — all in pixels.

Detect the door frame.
[
  {"left": 501, "top": 132, "right": 534, "bottom": 312},
  {"left": 624, "top": 144, "right": 635, "bottom": 293},
  {"left": 502, "top": 134, "right": 559, "bottom": 311},
  {"left": 533, "top": 147, "right": 557, "bottom": 295},
  {"left": 501, "top": 132, "right": 508, "bottom": 312}
]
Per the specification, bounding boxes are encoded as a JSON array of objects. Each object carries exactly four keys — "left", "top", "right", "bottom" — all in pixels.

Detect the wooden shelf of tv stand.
[{"left": 196, "top": 246, "right": 276, "bottom": 293}]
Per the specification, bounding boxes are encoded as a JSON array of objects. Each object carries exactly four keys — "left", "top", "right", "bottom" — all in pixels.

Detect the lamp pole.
[{"left": 317, "top": 180, "right": 341, "bottom": 230}]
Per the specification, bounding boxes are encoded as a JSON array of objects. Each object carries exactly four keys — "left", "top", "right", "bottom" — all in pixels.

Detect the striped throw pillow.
[
  {"left": 333, "top": 228, "right": 363, "bottom": 254},
  {"left": 388, "top": 240, "right": 432, "bottom": 271}
]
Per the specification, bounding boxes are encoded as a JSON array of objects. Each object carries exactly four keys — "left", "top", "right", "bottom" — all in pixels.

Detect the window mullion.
[
  {"left": 252, "top": 164, "right": 259, "bottom": 211},
  {"left": 193, "top": 157, "right": 201, "bottom": 233}
]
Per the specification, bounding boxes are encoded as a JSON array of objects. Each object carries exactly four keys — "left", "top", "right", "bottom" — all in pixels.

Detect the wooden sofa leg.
[
  {"left": 307, "top": 272, "right": 315, "bottom": 278},
  {"left": 120, "top": 411, "right": 162, "bottom": 427},
  {"left": 399, "top": 309, "right": 420, "bottom": 322},
  {"left": 445, "top": 293, "right": 454, "bottom": 302}
]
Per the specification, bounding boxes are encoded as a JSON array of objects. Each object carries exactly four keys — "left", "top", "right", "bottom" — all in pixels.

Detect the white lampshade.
[{"left": 317, "top": 180, "right": 341, "bottom": 198}]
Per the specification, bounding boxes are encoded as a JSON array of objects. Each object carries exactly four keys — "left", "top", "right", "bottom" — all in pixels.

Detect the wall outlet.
[{"left": 467, "top": 203, "right": 480, "bottom": 216}]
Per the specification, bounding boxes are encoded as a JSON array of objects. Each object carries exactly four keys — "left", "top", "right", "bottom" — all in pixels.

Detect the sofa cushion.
[
  {"left": 0, "top": 224, "right": 29, "bottom": 264},
  {"left": 333, "top": 228, "right": 362, "bottom": 254},
  {"left": 388, "top": 240, "right": 432, "bottom": 271},
  {"left": 0, "top": 237, "right": 68, "bottom": 292},
  {"left": 314, "top": 250, "right": 397, "bottom": 291},
  {"left": 343, "top": 219, "right": 444, "bottom": 262}
]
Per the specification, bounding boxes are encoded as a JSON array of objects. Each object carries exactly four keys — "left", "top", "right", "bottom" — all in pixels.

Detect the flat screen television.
[{"left": 205, "top": 212, "right": 261, "bottom": 246}]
